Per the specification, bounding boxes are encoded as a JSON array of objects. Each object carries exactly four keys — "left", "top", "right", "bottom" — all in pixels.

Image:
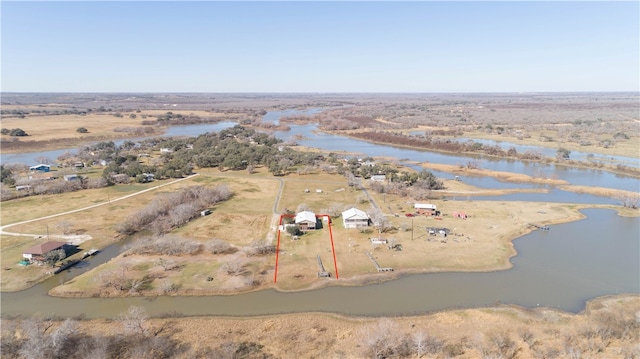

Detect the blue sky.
[{"left": 2, "top": 1, "right": 638, "bottom": 92}]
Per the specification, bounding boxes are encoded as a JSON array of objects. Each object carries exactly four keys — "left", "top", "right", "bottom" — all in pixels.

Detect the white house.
[
  {"left": 342, "top": 207, "right": 370, "bottom": 229},
  {"left": 370, "top": 175, "right": 386, "bottom": 182},
  {"left": 295, "top": 211, "right": 317, "bottom": 231},
  {"left": 414, "top": 203, "right": 437, "bottom": 215}
]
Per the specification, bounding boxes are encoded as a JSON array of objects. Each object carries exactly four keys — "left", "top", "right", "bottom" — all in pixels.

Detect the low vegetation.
[
  {"left": 1, "top": 296, "right": 638, "bottom": 358},
  {"left": 115, "top": 185, "right": 232, "bottom": 235},
  {"left": 0, "top": 93, "right": 637, "bottom": 358}
]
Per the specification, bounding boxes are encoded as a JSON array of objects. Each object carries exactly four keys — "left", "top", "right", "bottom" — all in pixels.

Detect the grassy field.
[
  {"left": 459, "top": 128, "right": 640, "bottom": 159},
  {"left": 14, "top": 163, "right": 607, "bottom": 297},
  {"left": 0, "top": 110, "right": 230, "bottom": 153},
  {"left": 3, "top": 160, "right": 635, "bottom": 295}
]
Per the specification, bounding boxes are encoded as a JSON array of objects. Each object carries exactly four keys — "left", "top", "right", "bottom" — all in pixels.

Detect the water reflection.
[
  {"left": 2, "top": 110, "right": 637, "bottom": 192},
  {"left": 453, "top": 137, "right": 639, "bottom": 168}
]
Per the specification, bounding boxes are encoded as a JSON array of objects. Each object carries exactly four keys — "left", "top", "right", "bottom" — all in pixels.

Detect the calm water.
[
  {"left": 2, "top": 112, "right": 637, "bottom": 192},
  {"left": 1, "top": 109, "right": 638, "bottom": 318},
  {"left": 272, "top": 124, "right": 640, "bottom": 192},
  {"left": 452, "top": 137, "right": 640, "bottom": 168},
  {"left": 1, "top": 209, "right": 637, "bottom": 318}
]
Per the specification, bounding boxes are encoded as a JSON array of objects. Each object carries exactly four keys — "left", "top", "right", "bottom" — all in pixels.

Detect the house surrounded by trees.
[
  {"left": 22, "top": 241, "right": 68, "bottom": 263},
  {"left": 295, "top": 211, "right": 317, "bottom": 231}
]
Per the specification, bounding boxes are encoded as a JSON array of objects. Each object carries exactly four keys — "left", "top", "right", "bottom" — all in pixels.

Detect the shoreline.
[
  {"left": 44, "top": 203, "right": 598, "bottom": 299},
  {"left": 1, "top": 121, "right": 638, "bottom": 179},
  {"left": 324, "top": 128, "right": 640, "bottom": 178},
  {"left": 3, "top": 293, "right": 637, "bottom": 358}
]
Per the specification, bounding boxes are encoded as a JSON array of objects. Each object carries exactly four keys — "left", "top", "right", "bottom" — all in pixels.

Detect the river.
[
  {"left": 1, "top": 209, "right": 637, "bottom": 318},
  {"left": 1, "top": 109, "right": 638, "bottom": 318}
]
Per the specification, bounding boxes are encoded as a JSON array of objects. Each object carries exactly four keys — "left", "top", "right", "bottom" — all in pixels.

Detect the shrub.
[
  {"left": 9, "top": 128, "right": 28, "bottom": 136},
  {"left": 127, "top": 235, "right": 201, "bottom": 256},
  {"left": 206, "top": 239, "right": 236, "bottom": 254}
]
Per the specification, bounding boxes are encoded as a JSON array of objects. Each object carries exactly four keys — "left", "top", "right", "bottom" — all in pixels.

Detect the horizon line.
[{"left": 2, "top": 90, "right": 639, "bottom": 95}]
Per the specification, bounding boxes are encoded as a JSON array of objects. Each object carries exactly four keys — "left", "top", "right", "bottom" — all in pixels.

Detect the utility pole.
[{"left": 411, "top": 217, "right": 414, "bottom": 241}]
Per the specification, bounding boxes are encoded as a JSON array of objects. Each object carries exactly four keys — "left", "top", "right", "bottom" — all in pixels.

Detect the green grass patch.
[{"left": 133, "top": 262, "right": 152, "bottom": 271}]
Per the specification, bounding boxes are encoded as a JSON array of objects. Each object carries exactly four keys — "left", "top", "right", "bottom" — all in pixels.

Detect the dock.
[
  {"left": 528, "top": 223, "right": 550, "bottom": 231},
  {"left": 81, "top": 249, "right": 100, "bottom": 259},
  {"left": 52, "top": 260, "right": 81, "bottom": 274},
  {"left": 366, "top": 251, "right": 393, "bottom": 272},
  {"left": 316, "top": 255, "right": 331, "bottom": 278}
]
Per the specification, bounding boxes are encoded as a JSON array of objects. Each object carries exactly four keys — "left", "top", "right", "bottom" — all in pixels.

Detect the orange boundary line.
[{"left": 273, "top": 214, "right": 339, "bottom": 283}]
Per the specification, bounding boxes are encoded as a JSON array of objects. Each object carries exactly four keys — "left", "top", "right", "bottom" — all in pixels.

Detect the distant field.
[{"left": 0, "top": 110, "right": 231, "bottom": 153}]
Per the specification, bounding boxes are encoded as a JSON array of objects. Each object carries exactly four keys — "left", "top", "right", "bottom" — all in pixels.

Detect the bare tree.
[
  {"left": 477, "top": 331, "right": 521, "bottom": 359},
  {"left": 18, "top": 315, "right": 54, "bottom": 359},
  {"left": 618, "top": 193, "right": 640, "bottom": 209},
  {"left": 127, "top": 235, "right": 201, "bottom": 256},
  {"left": 206, "top": 239, "right": 236, "bottom": 254},
  {"left": 55, "top": 221, "right": 73, "bottom": 235},
  {"left": 360, "top": 318, "right": 401, "bottom": 359},
  {"left": 95, "top": 262, "right": 132, "bottom": 291},
  {"left": 367, "top": 206, "right": 391, "bottom": 238},
  {"left": 321, "top": 203, "right": 345, "bottom": 218},
  {"left": 35, "top": 156, "right": 53, "bottom": 165},
  {"left": 120, "top": 306, "right": 149, "bottom": 337},
  {"left": 296, "top": 203, "right": 311, "bottom": 212},
  {"left": 346, "top": 171, "right": 362, "bottom": 189},
  {"left": 413, "top": 331, "right": 427, "bottom": 358},
  {"left": 49, "top": 318, "right": 78, "bottom": 357},
  {"left": 157, "top": 257, "right": 179, "bottom": 271},
  {"left": 159, "top": 280, "right": 180, "bottom": 294},
  {"left": 222, "top": 261, "right": 245, "bottom": 276},
  {"left": 249, "top": 239, "right": 276, "bottom": 256},
  {"left": 44, "top": 249, "right": 66, "bottom": 267}
]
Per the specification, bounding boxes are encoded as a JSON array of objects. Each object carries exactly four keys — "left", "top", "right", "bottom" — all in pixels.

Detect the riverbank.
[
  {"left": 46, "top": 195, "right": 587, "bottom": 298},
  {"left": 0, "top": 110, "right": 232, "bottom": 154},
  {"left": 326, "top": 128, "right": 640, "bottom": 178},
  {"left": 132, "top": 294, "right": 640, "bottom": 358},
  {"left": 2, "top": 156, "right": 637, "bottom": 297},
  {"left": 420, "top": 162, "right": 640, "bottom": 201},
  {"left": 4, "top": 293, "right": 637, "bottom": 358}
]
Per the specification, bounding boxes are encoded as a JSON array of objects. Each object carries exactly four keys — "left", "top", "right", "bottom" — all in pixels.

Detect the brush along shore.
[{"left": 34, "top": 167, "right": 622, "bottom": 298}]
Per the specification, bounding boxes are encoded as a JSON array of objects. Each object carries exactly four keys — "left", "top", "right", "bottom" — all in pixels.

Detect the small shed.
[{"left": 295, "top": 211, "right": 317, "bottom": 231}]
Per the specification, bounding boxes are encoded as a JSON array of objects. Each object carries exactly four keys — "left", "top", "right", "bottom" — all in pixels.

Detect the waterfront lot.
[{"left": 1, "top": 164, "right": 589, "bottom": 295}]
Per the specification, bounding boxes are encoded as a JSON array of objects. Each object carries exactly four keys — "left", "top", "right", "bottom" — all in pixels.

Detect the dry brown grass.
[
  {"left": 3, "top": 163, "right": 636, "bottom": 295},
  {"left": 420, "top": 162, "right": 569, "bottom": 185},
  {"left": 42, "top": 168, "right": 591, "bottom": 297},
  {"left": 34, "top": 294, "right": 639, "bottom": 359},
  {"left": 460, "top": 129, "right": 640, "bottom": 159},
  {"left": 0, "top": 110, "right": 228, "bottom": 153}
]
